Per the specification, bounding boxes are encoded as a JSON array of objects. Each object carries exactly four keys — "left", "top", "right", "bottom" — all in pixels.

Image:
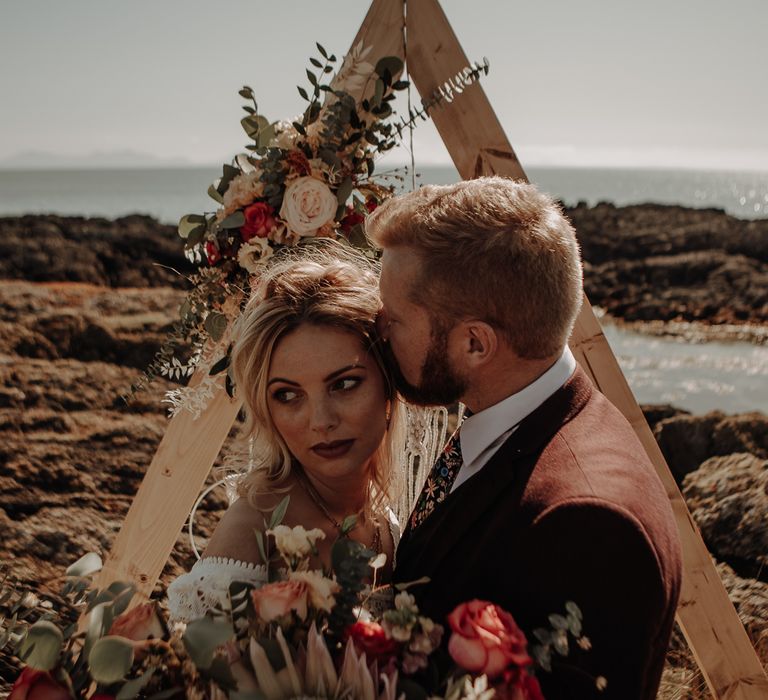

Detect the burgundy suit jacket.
[{"left": 394, "top": 367, "right": 682, "bottom": 700}]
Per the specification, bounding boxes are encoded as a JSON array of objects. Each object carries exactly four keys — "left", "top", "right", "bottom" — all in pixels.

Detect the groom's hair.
[{"left": 366, "top": 176, "right": 583, "bottom": 359}]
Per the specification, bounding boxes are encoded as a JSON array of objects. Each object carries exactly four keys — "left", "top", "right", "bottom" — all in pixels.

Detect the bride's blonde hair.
[{"left": 228, "top": 240, "right": 405, "bottom": 518}]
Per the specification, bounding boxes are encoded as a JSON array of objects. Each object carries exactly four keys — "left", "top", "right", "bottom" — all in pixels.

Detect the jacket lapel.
[{"left": 395, "top": 367, "right": 593, "bottom": 582}]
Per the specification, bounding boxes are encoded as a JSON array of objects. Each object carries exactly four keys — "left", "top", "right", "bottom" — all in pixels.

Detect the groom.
[{"left": 367, "top": 177, "right": 682, "bottom": 700}]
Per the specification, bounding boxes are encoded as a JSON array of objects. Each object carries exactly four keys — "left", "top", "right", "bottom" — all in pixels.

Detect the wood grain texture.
[
  {"left": 407, "top": 1, "right": 767, "bottom": 697},
  {"left": 92, "top": 377, "right": 242, "bottom": 600},
  {"left": 94, "top": 0, "right": 409, "bottom": 603}
]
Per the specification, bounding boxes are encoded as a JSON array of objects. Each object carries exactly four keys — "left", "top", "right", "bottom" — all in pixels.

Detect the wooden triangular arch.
[{"left": 95, "top": 2, "right": 767, "bottom": 697}]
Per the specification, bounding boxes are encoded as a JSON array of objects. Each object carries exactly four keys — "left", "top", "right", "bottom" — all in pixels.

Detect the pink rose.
[
  {"left": 108, "top": 602, "right": 165, "bottom": 642},
  {"left": 279, "top": 176, "right": 337, "bottom": 237},
  {"left": 9, "top": 668, "right": 72, "bottom": 700},
  {"left": 251, "top": 580, "right": 308, "bottom": 622},
  {"left": 241, "top": 202, "right": 277, "bottom": 242},
  {"left": 447, "top": 600, "right": 533, "bottom": 679}
]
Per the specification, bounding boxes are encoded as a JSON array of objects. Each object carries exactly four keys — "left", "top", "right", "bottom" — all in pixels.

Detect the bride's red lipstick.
[{"left": 311, "top": 439, "right": 355, "bottom": 459}]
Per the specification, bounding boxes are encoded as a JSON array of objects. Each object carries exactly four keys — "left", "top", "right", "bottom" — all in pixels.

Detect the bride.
[{"left": 167, "top": 243, "right": 409, "bottom": 622}]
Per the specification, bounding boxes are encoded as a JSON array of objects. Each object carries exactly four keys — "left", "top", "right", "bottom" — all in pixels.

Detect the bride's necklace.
[{"left": 295, "top": 470, "right": 381, "bottom": 554}]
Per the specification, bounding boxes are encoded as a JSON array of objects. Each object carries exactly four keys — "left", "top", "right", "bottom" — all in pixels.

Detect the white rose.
[
  {"left": 280, "top": 176, "right": 338, "bottom": 237},
  {"left": 237, "top": 237, "right": 273, "bottom": 274},
  {"left": 289, "top": 570, "right": 339, "bottom": 612},
  {"left": 268, "top": 524, "right": 326, "bottom": 561}
]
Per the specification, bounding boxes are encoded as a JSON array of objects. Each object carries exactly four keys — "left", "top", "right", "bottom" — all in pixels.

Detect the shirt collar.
[{"left": 459, "top": 347, "right": 577, "bottom": 467}]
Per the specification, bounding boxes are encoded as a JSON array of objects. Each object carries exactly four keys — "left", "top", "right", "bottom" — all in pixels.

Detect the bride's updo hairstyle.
[{"left": 229, "top": 240, "right": 404, "bottom": 515}]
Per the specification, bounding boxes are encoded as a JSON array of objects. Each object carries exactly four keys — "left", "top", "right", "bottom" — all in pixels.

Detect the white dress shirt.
[{"left": 450, "top": 347, "right": 577, "bottom": 492}]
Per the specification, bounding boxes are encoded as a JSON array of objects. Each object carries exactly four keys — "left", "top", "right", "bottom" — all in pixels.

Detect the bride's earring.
[{"left": 384, "top": 399, "right": 392, "bottom": 428}]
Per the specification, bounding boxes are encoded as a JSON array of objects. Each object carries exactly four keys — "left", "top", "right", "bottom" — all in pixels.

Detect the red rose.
[
  {"left": 9, "top": 667, "right": 72, "bottom": 700},
  {"left": 365, "top": 198, "right": 378, "bottom": 213},
  {"left": 447, "top": 600, "right": 533, "bottom": 679},
  {"left": 205, "top": 240, "right": 221, "bottom": 265},
  {"left": 241, "top": 202, "right": 277, "bottom": 242},
  {"left": 340, "top": 207, "right": 365, "bottom": 234},
  {"left": 345, "top": 621, "right": 399, "bottom": 664},
  {"left": 494, "top": 668, "right": 545, "bottom": 700}
]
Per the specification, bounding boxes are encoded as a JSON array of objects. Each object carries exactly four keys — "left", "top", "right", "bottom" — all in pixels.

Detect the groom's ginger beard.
[{"left": 384, "top": 321, "right": 468, "bottom": 407}]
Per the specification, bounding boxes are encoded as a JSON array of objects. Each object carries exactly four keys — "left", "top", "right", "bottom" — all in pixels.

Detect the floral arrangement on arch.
[
  {"left": 123, "top": 41, "right": 490, "bottom": 412},
  {"left": 1, "top": 500, "right": 602, "bottom": 700}
]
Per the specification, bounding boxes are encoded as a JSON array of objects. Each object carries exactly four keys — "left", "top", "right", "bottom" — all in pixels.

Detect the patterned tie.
[{"left": 408, "top": 428, "right": 464, "bottom": 531}]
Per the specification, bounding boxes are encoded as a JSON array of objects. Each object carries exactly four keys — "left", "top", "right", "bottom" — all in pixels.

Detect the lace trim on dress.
[{"left": 166, "top": 556, "right": 267, "bottom": 623}]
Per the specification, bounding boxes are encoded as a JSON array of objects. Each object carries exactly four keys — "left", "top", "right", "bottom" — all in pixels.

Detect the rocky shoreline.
[{"left": 0, "top": 205, "right": 766, "bottom": 692}]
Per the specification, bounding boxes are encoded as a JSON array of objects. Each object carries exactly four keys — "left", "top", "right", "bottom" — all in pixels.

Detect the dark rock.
[
  {"left": 683, "top": 453, "right": 768, "bottom": 580},
  {"left": 653, "top": 411, "right": 768, "bottom": 482},
  {"left": 0, "top": 215, "right": 195, "bottom": 288}
]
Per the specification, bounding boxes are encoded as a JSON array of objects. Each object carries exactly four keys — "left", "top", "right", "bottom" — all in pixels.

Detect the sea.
[{"left": 0, "top": 164, "right": 766, "bottom": 415}]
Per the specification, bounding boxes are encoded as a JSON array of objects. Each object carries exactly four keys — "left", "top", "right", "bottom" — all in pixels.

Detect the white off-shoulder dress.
[{"left": 167, "top": 509, "right": 400, "bottom": 624}]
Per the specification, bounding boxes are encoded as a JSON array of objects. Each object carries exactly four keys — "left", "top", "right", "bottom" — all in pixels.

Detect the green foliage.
[
  {"left": 327, "top": 537, "right": 376, "bottom": 643},
  {"left": 66, "top": 552, "right": 103, "bottom": 578},
  {"left": 183, "top": 616, "right": 234, "bottom": 669},
  {"left": 531, "top": 600, "right": 585, "bottom": 673},
  {"left": 88, "top": 635, "right": 135, "bottom": 683},
  {"left": 268, "top": 495, "right": 290, "bottom": 529},
  {"left": 19, "top": 620, "right": 63, "bottom": 670}
]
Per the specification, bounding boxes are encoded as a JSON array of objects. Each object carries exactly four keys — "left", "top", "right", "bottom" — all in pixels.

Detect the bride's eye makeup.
[
  {"left": 330, "top": 376, "right": 363, "bottom": 393},
  {"left": 271, "top": 387, "right": 300, "bottom": 403}
]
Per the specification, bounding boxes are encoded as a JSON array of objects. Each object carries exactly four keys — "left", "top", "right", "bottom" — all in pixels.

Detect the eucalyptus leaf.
[
  {"left": 89, "top": 636, "right": 134, "bottom": 683},
  {"left": 336, "top": 177, "right": 353, "bottom": 206},
  {"left": 183, "top": 617, "right": 234, "bottom": 669},
  {"left": 309, "top": 57, "right": 322, "bottom": 68},
  {"left": 268, "top": 495, "right": 290, "bottom": 529},
  {"left": 217, "top": 164, "right": 240, "bottom": 195},
  {"left": 297, "top": 86, "right": 309, "bottom": 101},
  {"left": 373, "top": 79, "right": 384, "bottom": 107},
  {"left": 254, "top": 529, "right": 267, "bottom": 563},
  {"left": 116, "top": 666, "right": 157, "bottom": 700},
  {"left": 19, "top": 621, "right": 62, "bottom": 671},
  {"left": 207, "top": 183, "right": 224, "bottom": 204},
  {"left": 565, "top": 600, "right": 582, "bottom": 619},
  {"left": 552, "top": 629, "right": 569, "bottom": 656},
  {"left": 393, "top": 576, "right": 431, "bottom": 592},
  {"left": 207, "top": 655, "right": 237, "bottom": 690},
  {"left": 548, "top": 613, "right": 569, "bottom": 630},
  {"left": 178, "top": 214, "right": 207, "bottom": 239},
  {"left": 219, "top": 210, "right": 245, "bottom": 229},
  {"left": 257, "top": 122, "right": 277, "bottom": 149},
  {"left": 204, "top": 312, "right": 228, "bottom": 343},
  {"left": 185, "top": 226, "right": 206, "bottom": 249},
  {"left": 375, "top": 56, "right": 404, "bottom": 80},
  {"left": 316, "top": 42, "right": 328, "bottom": 59},
  {"left": 340, "top": 514, "right": 357, "bottom": 535},
  {"left": 208, "top": 353, "right": 230, "bottom": 376},
  {"left": 112, "top": 586, "right": 136, "bottom": 617},
  {"left": 66, "top": 552, "right": 103, "bottom": 578},
  {"left": 347, "top": 223, "right": 368, "bottom": 250}
]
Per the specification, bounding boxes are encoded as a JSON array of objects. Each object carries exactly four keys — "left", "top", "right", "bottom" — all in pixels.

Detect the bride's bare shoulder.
[{"left": 202, "top": 494, "right": 282, "bottom": 564}]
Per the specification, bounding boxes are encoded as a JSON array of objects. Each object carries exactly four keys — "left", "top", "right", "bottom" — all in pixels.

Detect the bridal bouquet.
[
  {"left": 2, "top": 503, "right": 597, "bottom": 699},
  {"left": 125, "top": 41, "right": 489, "bottom": 410}
]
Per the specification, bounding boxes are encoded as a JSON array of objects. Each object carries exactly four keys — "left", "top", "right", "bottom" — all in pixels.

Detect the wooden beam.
[
  {"left": 92, "top": 378, "right": 243, "bottom": 600},
  {"left": 405, "top": 1, "right": 768, "bottom": 698},
  {"left": 93, "top": 0, "right": 408, "bottom": 603}
]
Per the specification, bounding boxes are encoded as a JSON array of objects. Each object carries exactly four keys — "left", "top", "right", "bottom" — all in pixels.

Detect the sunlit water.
[{"left": 602, "top": 324, "right": 767, "bottom": 415}]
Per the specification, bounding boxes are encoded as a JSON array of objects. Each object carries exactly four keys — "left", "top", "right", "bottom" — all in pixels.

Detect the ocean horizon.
[{"left": 0, "top": 164, "right": 767, "bottom": 225}]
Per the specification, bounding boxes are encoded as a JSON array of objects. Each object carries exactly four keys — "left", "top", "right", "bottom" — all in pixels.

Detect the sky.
[{"left": 1, "top": 0, "right": 767, "bottom": 171}]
